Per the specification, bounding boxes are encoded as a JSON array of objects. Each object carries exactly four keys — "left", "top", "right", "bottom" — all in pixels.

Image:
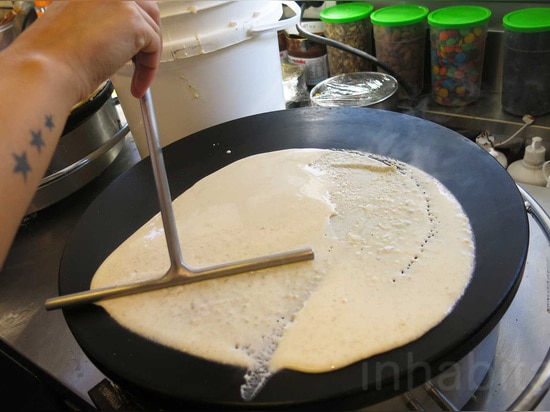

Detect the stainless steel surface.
[
  {"left": 519, "top": 185, "right": 550, "bottom": 244},
  {"left": 27, "top": 95, "right": 129, "bottom": 215},
  {"left": 464, "top": 184, "right": 550, "bottom": 411},
  {"left": 139, "top": 88, "right": 185, "bottom": 271},
  {"left": 362, "top": 329, "right": 499, "bottom": 411},
  {"left": 40, "top": 125, "right": 128, "bottom": 187},
  {"left": 402, "top": 92, "right": 550, "bottom": 147},
  {"left": 0, "top": 20, "right": 15, "bottom": 50},
  {"left": 49, "top": 90, "right": 120, "bottom": 172},
  {"left": 424, "top": 381, "right": 460, "bottom": 411},
  {"left": 503, "top": 187, "right": 550, "bottom": 411}
]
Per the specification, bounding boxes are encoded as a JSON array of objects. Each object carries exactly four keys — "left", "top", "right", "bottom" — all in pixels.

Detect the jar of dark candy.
[
  {"left": 371, "top": 4, "right": 429, "bottom": 99},
  {"left": 428, "top": 6, "right": 491, "bottom": 106},
  {"left": 502, "top": 8, "right": 550, "bottom": 117}
]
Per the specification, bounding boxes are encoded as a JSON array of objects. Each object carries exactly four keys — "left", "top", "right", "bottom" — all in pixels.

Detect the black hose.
[{"left": 295, "top": 2, "right": 417, "bottom": 102}]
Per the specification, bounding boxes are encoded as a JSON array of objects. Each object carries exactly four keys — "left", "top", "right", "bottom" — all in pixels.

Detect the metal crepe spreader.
[{"left": 45, "top": 89, "right": 314, "bottom": 310}]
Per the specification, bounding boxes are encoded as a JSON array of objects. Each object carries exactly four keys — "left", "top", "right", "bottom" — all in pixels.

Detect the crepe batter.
[{"left": 91, "top": 149, "right": 475, "bottom": 400}]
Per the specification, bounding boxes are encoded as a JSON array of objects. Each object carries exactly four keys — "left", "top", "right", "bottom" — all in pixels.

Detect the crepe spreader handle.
[
  {"left": 44, "top": 247, "right": 314, "bottom": 310},
  {"left": 44, "top": 89, "right": 314, "bottom": 311}
]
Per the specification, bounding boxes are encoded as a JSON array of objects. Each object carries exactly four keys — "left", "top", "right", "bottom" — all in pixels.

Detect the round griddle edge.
[{"left": 59, "top": 107, "right": 528, "bottom": 408}]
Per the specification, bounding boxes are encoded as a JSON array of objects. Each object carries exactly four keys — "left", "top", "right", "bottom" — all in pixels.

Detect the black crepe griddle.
[{"left": 59, "top": 107, "right": 528, "bottom": 409}]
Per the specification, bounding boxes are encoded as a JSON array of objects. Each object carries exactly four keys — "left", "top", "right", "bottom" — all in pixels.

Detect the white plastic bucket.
[{"left": 113, "top": 1, "right": 300, "bottom": 158}]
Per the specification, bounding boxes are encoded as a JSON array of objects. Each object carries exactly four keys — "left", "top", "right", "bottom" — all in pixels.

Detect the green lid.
[
  {"left": 503, "top": 8, "right": 550, "bottom": 33},
  {"left": 370, "top": 4, "right": 429, "bottom": 27},
  {"left": 428, "top": 5, "right": 491, "bottom": 29},
  {"left": 320, "top": 2, "right": 374, "bottom": 24}
]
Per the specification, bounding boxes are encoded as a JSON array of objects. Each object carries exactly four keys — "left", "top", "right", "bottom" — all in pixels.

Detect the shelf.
[{"left": 400, "top": 91, "right": 550, "bottom": 145}]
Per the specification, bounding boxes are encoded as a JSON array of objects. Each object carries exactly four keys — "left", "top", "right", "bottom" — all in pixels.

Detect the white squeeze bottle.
[{"left": 507, "top": 136, "right": 548, "bottom": 186}]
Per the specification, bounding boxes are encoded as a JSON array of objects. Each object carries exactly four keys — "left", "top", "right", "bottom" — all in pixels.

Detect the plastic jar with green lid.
[
  {"left": 371, "top": 4, "right": 429, "bottom": 98},
  {"left": 428, "top": 5, "right": 491, "bottom": 106},
  {"left": 502, "top": 8, "right": 550, "bottom": 116},
  {"left": 320, "top": 2, "right": 374, "bottom": 76}
]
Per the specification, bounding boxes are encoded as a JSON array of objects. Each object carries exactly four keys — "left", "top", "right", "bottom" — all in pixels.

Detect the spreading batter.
[{"left": 91, "top": 149, "right": 475, "bottom": 400}]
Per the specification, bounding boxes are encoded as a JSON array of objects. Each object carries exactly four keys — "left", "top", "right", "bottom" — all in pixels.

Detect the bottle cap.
[
  {"left": 371, "top": 4, "right": 429, "bottom": 27},
  {"left": 320, "top": 2, "right": 374, "bottom": 24},
  {"left": 503, "top": 8, "right": 550, "bottom": 33},
  {"left": 523, "top": 136, "right": 546, "bottom": 167},
  {"left": 428, "top": 5, "right": 491, "bottom": 29}
]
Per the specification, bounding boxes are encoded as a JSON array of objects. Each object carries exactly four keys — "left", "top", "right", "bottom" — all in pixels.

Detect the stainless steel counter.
[
  {"left": 401, "top": 92, "right": 550, "bottom": 147},
  {"left": 465, "top": 185, "right": 550, "bottom": 411},
  {"left": 1, "top": 128, "right": 550, "bottom": 411}
]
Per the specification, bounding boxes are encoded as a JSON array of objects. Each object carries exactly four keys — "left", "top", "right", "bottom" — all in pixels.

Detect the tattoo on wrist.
[
  {"left": 30, "top": 130, "right": 45, "bottom": 153},
  {"left": 13, "top": 152, "right": 31, "bottom": 182},
  {"left": 45, "top": 115, "right": 54, "bottom": 131},
  {"left": 13, "top": 114, "right": 55, "bottom": 182}
]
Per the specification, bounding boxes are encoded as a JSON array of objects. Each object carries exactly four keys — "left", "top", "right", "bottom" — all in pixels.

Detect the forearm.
[
  {"left": 0, "top": 1, "right": 160, "bottom": 268},
  {"left": 0, "top": 48, "right": 78, "bottom": 267}
]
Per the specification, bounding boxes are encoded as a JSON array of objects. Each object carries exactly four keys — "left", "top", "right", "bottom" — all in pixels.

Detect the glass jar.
[
  {"left": 371, "top": 4, "right": 429, "bottom": 99},
  {"left": 428, "top": 6, "right": 491, "bottom": 106},
  {"left": 501, "top": 8, "right": 550, "bottom": 116},
  {"left": 285, "top": 32, "right": 329, "bottom": 87},
  {"left": 320, "top": 2, "right": 374, "bottom": 76}
]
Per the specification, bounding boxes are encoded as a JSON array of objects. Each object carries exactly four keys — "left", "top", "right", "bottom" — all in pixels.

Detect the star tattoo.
[
  {"left": 45, "top": 115, "right": 54, "bottom": 131},
  {"left": 30, "top": 130, "right": 45, "bottom": 153},
  {"left": 13, "top": 152, "right": 31, "bottom": 182}
]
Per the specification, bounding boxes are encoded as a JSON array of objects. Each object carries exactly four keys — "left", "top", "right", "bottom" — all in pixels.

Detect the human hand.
[{"left": 15, "top": 1, "right": 161, "bottom": 102}]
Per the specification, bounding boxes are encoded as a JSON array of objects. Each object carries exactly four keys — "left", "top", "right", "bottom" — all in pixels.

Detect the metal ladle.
[{"left": 45, "top": 89, "right": 314, "bottom": 311}]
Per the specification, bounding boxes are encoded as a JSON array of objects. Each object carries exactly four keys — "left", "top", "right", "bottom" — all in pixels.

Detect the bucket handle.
[{"left": 249, "top": 1, "right": 300, "bottom": 36}]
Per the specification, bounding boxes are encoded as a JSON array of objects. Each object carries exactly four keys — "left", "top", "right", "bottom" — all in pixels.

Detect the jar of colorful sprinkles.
[{"left": 428, "top": 5, "right": 491, "bottom": 106}]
